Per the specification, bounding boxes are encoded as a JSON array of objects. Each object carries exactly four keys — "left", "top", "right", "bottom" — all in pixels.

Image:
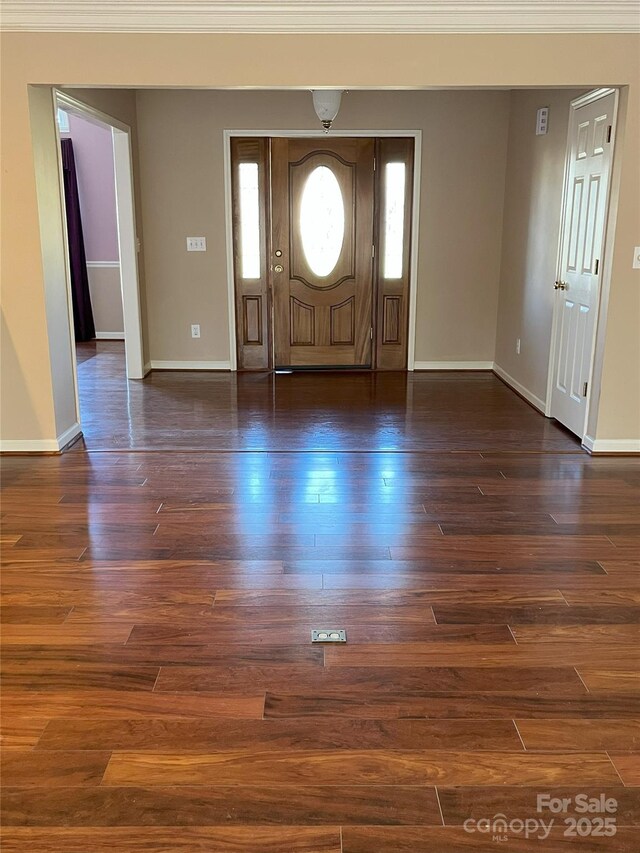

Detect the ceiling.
[{"left": 2, "top": 1, "right": 639, "bottom": 33}]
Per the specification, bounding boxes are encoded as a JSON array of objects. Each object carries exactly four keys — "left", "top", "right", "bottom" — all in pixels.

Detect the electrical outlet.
[
  {"left": 186, "top": 237, "right": 206, "bottom": 252},
  {"left": 516, "top": 338, "right": 521, "bottom": 355},
  {"left": 191, "top": 324, "right": 200, "bottom": 338}
]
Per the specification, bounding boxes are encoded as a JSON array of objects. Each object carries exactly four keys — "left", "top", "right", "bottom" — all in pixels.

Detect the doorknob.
[
  {"left": 274, "top": 264, "right": 284, "bottom": 273},
  {"left": 554, "top": 280, "right": 568, "bottom": 290}
]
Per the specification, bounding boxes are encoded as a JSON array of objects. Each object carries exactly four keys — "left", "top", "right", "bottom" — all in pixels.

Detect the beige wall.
[
  {"left": 592, "top": 87, "right": 640, "bottom": 443},
  {"left": 136, "top": 89, "right": 510, "bottom": 364},
  {"left": 1, "top": 32, "right": 639, "bottom": 446},
  {"left": 1, "top": 82, "right": 59, "bottom": 444},
  {"left": 87, "top": 266, "right": 124, "bottom": 336},
  {"left": 495, "top": 88, "right": 583, "bottom": 407},
  {"left": 26, "top": 86, "right": 78, "bottom": 445}
]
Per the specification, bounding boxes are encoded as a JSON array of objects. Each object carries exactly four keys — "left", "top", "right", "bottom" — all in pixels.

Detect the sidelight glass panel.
[
  {"left": 300, "top": 165, "right": 345, "bottom": 277},
  {"left": 238, "top": 162, "right": 260, "bottom": 279},
  {"left": 383, "top": 162, "right": 406, "bottom": 279}
]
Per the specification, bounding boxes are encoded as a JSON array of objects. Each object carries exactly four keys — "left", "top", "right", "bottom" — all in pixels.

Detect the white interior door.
[{"left": 550, "top": 90, "right": 616, "bottom": 438}]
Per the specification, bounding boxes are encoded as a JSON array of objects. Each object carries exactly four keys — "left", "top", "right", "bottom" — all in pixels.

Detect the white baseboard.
[
  {"left": 582, "top": 435, "right": 640, "bottom": 454},
  {"left": 86, "top": 261, "right": 120, "bottom": 269},
  {"left": 0, "top": 438, "right": 61, "bottom": 452},
  {"left": 413, "top": 361, "right": 494, "bottom": 371},
  {"left": 94, "top": 332, "right": 125, "bottom": 340},
  {"left": 493, "top": 363, "right": 546, "bottom": 413},
  {"left": 149, "top": 360, "right": 231, "bottom": 371},
  {"left": 56, "top": 422, "right": 83, "bottom": 450},
  {"left": 143, "top": 362, "right": 152, "bottom": 376},
  {"left": 0, "top": 422, "right": 82, "bottom": 453}
]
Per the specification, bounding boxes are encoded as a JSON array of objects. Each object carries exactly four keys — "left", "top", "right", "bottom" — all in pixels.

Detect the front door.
[
  {"left": 550, "top": 91, "right": 616, "bottom": 437},
  {"left": 271, "top": 138, "right": 375, "bottom": 368}
]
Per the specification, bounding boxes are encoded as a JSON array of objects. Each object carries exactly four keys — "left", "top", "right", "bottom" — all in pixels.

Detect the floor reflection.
[{"left": 74, "top": 341, "right": 580, "bottom": 453}]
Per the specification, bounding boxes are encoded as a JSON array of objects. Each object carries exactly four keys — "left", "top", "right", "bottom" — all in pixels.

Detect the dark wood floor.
[
  {"left": 1, "top": 344, "right": 639, "bottom": 851},
  {"left": 73, "top": 341, "right": 581, "bottom": 452}
]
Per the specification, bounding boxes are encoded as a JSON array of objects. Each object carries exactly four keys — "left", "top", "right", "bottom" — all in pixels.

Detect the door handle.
[
  {"left": 554, "top": 280, "right": 568, "bottom": 290},
  {"left": 274, "top": 264, "right": 284, "bottom": 273}
]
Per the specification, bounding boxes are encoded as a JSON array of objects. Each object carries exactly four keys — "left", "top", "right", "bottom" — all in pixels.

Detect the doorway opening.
[
  {"left": 54, "top": 90, "right": 145, "bottom": 435},
  {"left": 226, "top": 132, "right": 420, "bottom": 372},
  {"left": 29, "top": 87, "right": 625, "bottom": 454},
  {"left": 56, "top": 102, "right": 127, "bottom": 409}
]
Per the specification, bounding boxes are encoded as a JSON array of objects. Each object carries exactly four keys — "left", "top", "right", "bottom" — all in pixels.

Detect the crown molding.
[{"left": 2, "top": 2, "right": 639, "bottom": 34}]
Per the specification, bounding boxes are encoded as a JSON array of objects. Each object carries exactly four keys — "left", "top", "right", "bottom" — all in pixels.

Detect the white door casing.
[{"left": 549, "top": 90, "right": 616, "bottom": 439}]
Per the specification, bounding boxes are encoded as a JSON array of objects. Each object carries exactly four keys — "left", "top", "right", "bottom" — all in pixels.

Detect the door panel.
[
  {"left": 272, "top": 138, "right": 375, "bottom": 368},
  {"left": 550, "top": 93, "right": 615, "bottom": 438},
  {"left": 231, "top": 138, "right": 271, "bottom": 370},
  {"left": 374, "top": 138, "right": 414, "bottom": 369}
]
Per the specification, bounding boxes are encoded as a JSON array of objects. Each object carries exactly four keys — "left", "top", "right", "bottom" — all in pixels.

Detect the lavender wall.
[
  {"left": 61, "top": 112, "right": 123, "bottom": 334},
  {"left": 62, "top": 113, "right": 119, "bottom": 262}
]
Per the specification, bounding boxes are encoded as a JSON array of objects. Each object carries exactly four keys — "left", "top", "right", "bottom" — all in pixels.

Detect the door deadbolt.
[{"left": 275, "top": 250, "right": 283, "bottom": 257}]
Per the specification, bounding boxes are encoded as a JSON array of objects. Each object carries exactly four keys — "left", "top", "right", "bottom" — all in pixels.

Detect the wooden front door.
[{"left": 271, "top": 138, "right": 375, "bottom": 368}]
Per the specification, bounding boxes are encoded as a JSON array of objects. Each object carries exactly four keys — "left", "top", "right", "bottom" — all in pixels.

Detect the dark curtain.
[{"left": 61, "top": 138, "right": 95, "bottom": 342}]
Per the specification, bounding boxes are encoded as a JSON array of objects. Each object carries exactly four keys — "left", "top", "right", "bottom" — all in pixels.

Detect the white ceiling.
[{"left": 2, "top": 1, "right": 639, "bottom": 33}]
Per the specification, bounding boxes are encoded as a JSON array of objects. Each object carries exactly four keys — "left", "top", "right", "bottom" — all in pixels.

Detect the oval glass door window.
[{"left": 299, "top": 166, "right": 345, "bottom": 277}]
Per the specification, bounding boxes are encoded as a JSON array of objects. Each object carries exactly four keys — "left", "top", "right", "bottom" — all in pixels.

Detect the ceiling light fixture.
[{"left": 311, "top": 90, "right": 344, "bottom": 132}]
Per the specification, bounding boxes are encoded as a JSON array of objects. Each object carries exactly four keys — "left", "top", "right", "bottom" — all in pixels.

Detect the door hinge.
[
  {"left": 606, "top": 125, "right": 612, "bottom": 143},
  {"left": 371, "top": 244, "right": 375, "bottom": 259},
  {"left": 370, "top": 326, "right": 373, "bottom": 340},
  {"left": 373, "top": 157, "right": 376, "bottom": 171},
  {"left": 583, "top": 381, "right": 588, "bottom": 397},
  {"left": 594, "top": 258, "right": 599, "bottom": 275}
]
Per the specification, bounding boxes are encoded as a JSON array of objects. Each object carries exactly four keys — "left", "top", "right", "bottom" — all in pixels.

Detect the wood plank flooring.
[
  {"left": 71, "top": 341, "right": 581, "bottom": 452},
  {"left": 1, "top": 346, "right": 639, "bottom": 850}
]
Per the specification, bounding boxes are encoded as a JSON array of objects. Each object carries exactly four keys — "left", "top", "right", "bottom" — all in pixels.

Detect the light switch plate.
[
  {"left": 187, "top": 237, "right": 206, "bottom": 252},
  {"left": 633, "top": 247, "right": 640, "bottom": 269},
  {"left": 536, "top": 107, "right": 549, "bottom": 136}
]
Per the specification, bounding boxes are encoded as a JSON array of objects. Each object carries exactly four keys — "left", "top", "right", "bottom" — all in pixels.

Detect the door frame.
[
  {"left": 54, "top": 89, "right": 145, "bottom": 389},
  {"left": 223, "top": 129, "right": 422, "bottom": 371},
  {"left": 545, "top": 87, "right": 620, "bottom": 448}
]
